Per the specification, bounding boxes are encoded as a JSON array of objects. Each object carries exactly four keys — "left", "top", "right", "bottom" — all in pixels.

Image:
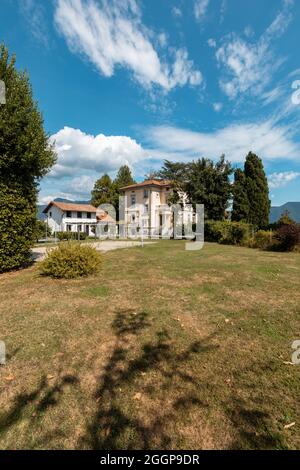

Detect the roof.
[
  {"left": 43, "top": 201, "right": 97, "bottom": 214},
  {"left": 120, "top": 179, "right": 171, "bottom": 191}
]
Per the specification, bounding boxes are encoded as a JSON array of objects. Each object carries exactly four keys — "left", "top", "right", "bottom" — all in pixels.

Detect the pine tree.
[
  {"left": 231, "top": 168, "right": 249, "bottom": 222},
  {"left": 244, "top": 152, "right": 270, "bottom": 227},
  {"left": 0, "top": 44, "right": 56, "bottom": 271}
]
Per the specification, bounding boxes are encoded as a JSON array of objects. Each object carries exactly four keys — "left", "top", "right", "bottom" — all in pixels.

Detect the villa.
[{"left": 120, "top": 179, "right": 194, "bottom": 237}]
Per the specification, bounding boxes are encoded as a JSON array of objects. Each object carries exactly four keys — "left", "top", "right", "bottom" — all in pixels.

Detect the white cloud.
[
  {"left": 172, "top": 6, "right": 182, "bottom": 18},
  {"left": 207, "top": 38, "right": 216, "bottom": 48},
  {"left": 216, "top": 0, "right": 294, "bottom": 100},
  {"left": 268, "top": 171, "right": 300, "bottom": 189},
  {"left": 20, "top": 0, "right": 49, "bottom": 46},
  {"left": 145, "top": 120, "right": 300, "bottom": 163},
  {"left": 49, "top": 126, "right": 148, "bottom": 178},
  {"left": 194, "top": 0, "right": 210, "bottom": 22},
  {"left": 213, "top": 102, "right": 222, "bottom": 112},
  {"left": 55, "top": 0, "right": 202, "bottom": 91},
  {"left": 244, "top": 26, "right": 254, "bottom": 38}
]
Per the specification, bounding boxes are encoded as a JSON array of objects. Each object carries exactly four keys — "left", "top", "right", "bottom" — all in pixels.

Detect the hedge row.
[
  {"left": 203, "top": 220, "right": 300, "bottom": 251},
  {"left": 56, "top": 231, "right": 88, "bottom": 241}
]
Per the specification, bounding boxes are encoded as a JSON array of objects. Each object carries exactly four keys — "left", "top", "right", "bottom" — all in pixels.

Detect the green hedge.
[
  {"left": 204, "top": 220, "right": 252, "bottom": 246},
  {"left": 0, "top": 184, "right": 36, "bottom": 272},
  {"left": 56, "top": 231, "right": 88, "bottom": 241}
]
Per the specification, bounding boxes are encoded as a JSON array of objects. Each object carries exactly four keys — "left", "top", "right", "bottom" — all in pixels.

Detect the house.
[
  {"left": 43, "top": 201, "right": 98, "bottom": 237},
  {"left": 120, "top": 179, "right": 194, "bottom": 237}
]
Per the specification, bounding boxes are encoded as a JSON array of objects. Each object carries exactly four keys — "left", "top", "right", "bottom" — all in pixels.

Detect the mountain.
[{"left": 270, "top": 202, "right": 300, "bottom": 223}]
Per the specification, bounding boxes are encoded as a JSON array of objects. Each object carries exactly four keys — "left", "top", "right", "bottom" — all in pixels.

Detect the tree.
[
  {"left": 278, "top": 210, "right": 295, "bottom": 227},
  {"left": 156, "top": 160, "right": 190, "bottom": 205},
  {"left": 114, "top": 165, "right": 135, "bottom": 188},
  {"left": 91, "top": 174, "right": 115, "bottom": 207},
  {"left": 244, "top": 152, "right": 270, "bottom": 227},
  {"left": 0, "top": 44, "right": 56, "bottom": 272},
  {"left": 185, "top": 155, "right": 232, "bottom": 220},
  {"left": 232, "top": 168, "right": 249, "bottom": 222}
]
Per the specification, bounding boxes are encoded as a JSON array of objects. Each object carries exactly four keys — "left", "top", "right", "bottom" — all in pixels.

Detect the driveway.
[{"left": 32, "top": 240, "right": 156, "bottom": 261}]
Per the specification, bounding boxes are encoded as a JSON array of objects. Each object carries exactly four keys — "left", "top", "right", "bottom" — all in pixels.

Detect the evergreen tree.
[
  {"left": 114, "top": 165, "right": 135, "bottom": 188},
  {"left": 185, "top": 155, "right": 232, "bottom": 220},
  {"left": 91, "top": 174, "right": 115, "bottom": 207},
  {"left": 231, "top": 168, "right": 249, "bottom": 222},
  {"left": 244, "top": 152, "right": 270, "bottom": 227},
  {"left": 0, "top": 44, "right": 56, "bottom": 271}
]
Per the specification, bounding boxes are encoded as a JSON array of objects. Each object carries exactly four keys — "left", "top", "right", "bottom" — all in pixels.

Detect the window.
[
  {"left": 67, "top": 224, "right": 72, "bottom": 232},
  {"left": 143, "top": 189, "right": 148, "bottom": 198},
  {"left": 131, "top": 194, "right": 136, "bottom": 205},
  {"left": 144, "top": 204, "right": 149, "bottom": 214},
  {"left": 66, "top": 211, "right": 72, "bottom": 218},
  {"left": 78, "top": 225, "right": 82, "bottom": 232},
  {"left": 77, "top": 211, "right": 82, "bottom": 218},
  {"left": 131, "top": 215, "right": 136, "bottom": 223},
  {"left": 49, "top": 211, "right": 52, "bottom": 217},
  {"left": 87, "top": 212, "right": 91, "bottom": 219}
]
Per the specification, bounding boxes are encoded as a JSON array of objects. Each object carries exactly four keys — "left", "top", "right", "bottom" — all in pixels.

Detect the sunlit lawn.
[{"left": 0, "top": 240, "right": 300, "bottom": 449}]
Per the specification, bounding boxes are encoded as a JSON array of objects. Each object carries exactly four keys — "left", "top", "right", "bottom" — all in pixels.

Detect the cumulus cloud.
[
  {"left": 49, "top": 126, "right": 148, "bottom": 178},
  {"left": 216, "top": 0, "right": 294, "bottom": 100},
  {"left": 54, "top": 0, "right": 202, "bottom": 91},
  {"left": 194, "top": 0, "right": 210, "bottom": 22},
  {"left": 144, "top": 120, "right": 300, "bottom": 163},
  {"left": 268, "top": 171, "right": 300, "bottom": 189}
]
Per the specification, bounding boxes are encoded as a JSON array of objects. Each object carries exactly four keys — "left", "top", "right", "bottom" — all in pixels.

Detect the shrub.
[
  {"left": 0, "top": 184, "right": 36, "bottom": 272},
  {"left": 251, "top": 230, "right": 274, "bottom": 250},
  {"left": 204, "top": 220, "right": 252, "bottom": 245},
  {"left": 277, "top": 224, "right": 300, "bottom": 252},
  {"left": 39, "top": 242, "right": 102, "bottom": 279},
  {"left": 57, "top": 231, "right": 88, "bottom": 241}
]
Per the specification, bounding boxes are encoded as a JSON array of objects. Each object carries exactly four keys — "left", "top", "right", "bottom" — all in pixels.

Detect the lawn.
[{"left": 0, "top": 240, "right": 300, "bottom": 450}]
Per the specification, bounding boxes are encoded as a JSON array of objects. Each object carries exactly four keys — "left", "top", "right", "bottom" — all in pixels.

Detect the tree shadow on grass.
[
  {"left": 225, "top": 361, "right": 288, "bottom": 450},
  {"left": 80, "top": 309, "right": 218, "bottom": 450},
  {"left": 0, "top": 372, "right": 79, "bottom": 444}
]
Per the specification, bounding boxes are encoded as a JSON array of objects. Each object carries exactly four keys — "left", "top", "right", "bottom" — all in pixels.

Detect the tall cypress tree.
[
  {"left": 244, "top": 152, "right": 270, "bottom": 227},
  {"left": 231, "top": 168, "right": 249, "bottom": 222},
  {"left": 0, "top": 45, "right": 56, "bottom": 271}
]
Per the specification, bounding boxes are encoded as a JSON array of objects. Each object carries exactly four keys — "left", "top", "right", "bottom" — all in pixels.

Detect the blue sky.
[{"left": 1, "top": 0, "right": 300, "bottom": 206}]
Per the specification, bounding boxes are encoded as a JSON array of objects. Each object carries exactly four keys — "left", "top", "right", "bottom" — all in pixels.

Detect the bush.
[
  {"left": 39, "top": 242, "right": 102, "bottom": 279},
  {"left": 204, "top": 220, "right": 252, "bottom": 245},
  {"left": 0, "top": 184, "right": 36, "bottom": 272},
  {"left": 277, "top": 224, "right": 300, "bottom": 252},
  {"left": 57, "top": 231, "right": 88, "bottom": 241},
  {"left": 251, "top": 230, "right": 274, "bottom": 250}
]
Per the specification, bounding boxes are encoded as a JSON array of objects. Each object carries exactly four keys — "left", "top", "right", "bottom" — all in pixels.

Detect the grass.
[{"left": 0, "top": 240, "right": 300, "bottom": 450}]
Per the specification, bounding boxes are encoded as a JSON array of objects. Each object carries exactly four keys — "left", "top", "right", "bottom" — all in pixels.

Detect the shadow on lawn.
[
  {"left": 79, "top": 308, "right": 218, "bottom": 450},
  {"left": 0, "top": 372, "right": 79, "bottom": 443}
]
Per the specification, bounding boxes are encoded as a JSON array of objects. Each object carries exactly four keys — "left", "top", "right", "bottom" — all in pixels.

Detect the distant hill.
[
  {"left": 270, "top": 202, "right": 300, "bottom": 223},
  {"left": 37, "top": 198, "right": 91, "bottom": 221}
]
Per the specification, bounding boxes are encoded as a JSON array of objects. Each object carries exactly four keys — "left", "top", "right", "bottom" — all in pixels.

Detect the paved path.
[{"left": 32, "top": 240, "right": 156, "bottom": 261}]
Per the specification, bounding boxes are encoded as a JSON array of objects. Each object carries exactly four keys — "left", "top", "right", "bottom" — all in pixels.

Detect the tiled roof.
[
  {"left": 120, "top": 179, "right": 171, "bottom": 190},
  {"left": 43, "top": 201, "right": 97, "bottom": 214}
]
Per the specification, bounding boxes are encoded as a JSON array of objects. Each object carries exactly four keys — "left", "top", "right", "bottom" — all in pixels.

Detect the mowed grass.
[{"left": 0, "top": 240, "right": 300, "bottom": 450}]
